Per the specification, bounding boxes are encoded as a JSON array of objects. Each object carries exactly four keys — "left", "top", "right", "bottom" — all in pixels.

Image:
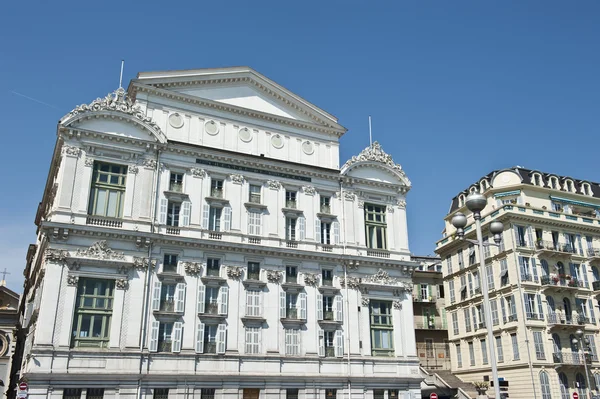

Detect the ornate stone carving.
[
  {"left": 115, "top": 279, "right": 129, "bottom": 290},
  {"left": 183, "top": 262, "right": 201, "bottom": 275},
  {"left": 397, "top": 199, "right": 406, "bottom": 209},
  {"left": 64, "top": 88, "right": 161, "bottom": 132},
  {"left": 387, "top": 205, "right": 395, "bottom": 213},
  {"left": 84, "top": 157, "right": 94, "bottom": 167},
  {"left": 62, "top": 145, "right": 81, "bottom": 157},
  {"left": 67, "top": 275, "right": 79, "bottom": 286},
  {"left": 345, "top": 260, "right": 360, "bottom": 270},
  {"left": 45, "top": 249, "right": 69, "bottom": 263},
  {"left": 344, "top": 191, "right": 356, "bottom": 201},
  {"left": 304, "top": 273, "right": 319, "bottom": 287},
  {"left": 340, "top": 277, "right": 361, "bottom": 289},
  {"left": 128, "top": 165, "right": 139, "bottom": 174},
  {"left": 142, "top": 159, "right": 157, "bottom": 169},
  {"left": 190, "top": 168, "right": 206, "bottom": 178},
  {"left": 76, "top": 241, "right": 125, "bottom": 260},
  {"left": 267, "top": 180, "right": 282, "bottom": 190},
  {"left": 227, "top": 266, "right": 243, "bottom": 279},
  {"left": 393, "top": 300, "right": 402, "bottom": 309},
  {"left": 302, "top": 186, "right": 316, "bottom": 196},
  {"left": 230, "top": 174, "right": 244, "bottom": 184},
  {"left": 361, "top": 296, "right": 370, "bottom": 306},
  {"left": 342, "top": 141, "right": 411, "bottom": 185},
  {"left": 363, "top": 269, "right": 398, "bottom": 285},
  {"left": 266, "top": 270, "right": 283, "bottom": 283},
  {"left": 133, "top": 257, "right": 156, "bottom": 271},
  {"left": 357, "top": 200, "right": 364, "bottom": 209}
]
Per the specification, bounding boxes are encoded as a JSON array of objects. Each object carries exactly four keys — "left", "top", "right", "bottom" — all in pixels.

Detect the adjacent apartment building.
[
  {"left": 18, "top": 67, "right": 422, "bottom": 399},
  {"left": 436, "top": 166, "right": 600, "bottom": 399}
]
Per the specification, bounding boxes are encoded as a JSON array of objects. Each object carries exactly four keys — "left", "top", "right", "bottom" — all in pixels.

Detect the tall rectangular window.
[
  {"left": 511, "top": 333, "right": 520, "bottom": 360},
  {"left": 286, "top": 266, "right": 298, "bottom": 283},
  {"left": 452, "top": 312, "right": 459, "bottom": 335},
  {"left": 449, "top": 280, "right": 455, "bottom": 303},
  {"left": 201, "top": 389, "right": 215, "bottom": 399},
  {"left": 370, "top": 301, "right": 394, "bottom": 355},
  {"left": 285, "top": 190, "right": 297, "bottom": 208},
  {"left": 320, "top": 195, "right": 331, "bottom": 213},
  {"left": 249, "top": 184, "right": 261, "bottom": 203},
  {"left": 247, "top": 262, "right": 261, "bottom": 281},
  {"left": 245, "top": 327, "right": 260, "bottom": 354},
  {"left": 365, "top": 204, "right": 387, "bottom": 249},
  {"left": 286, "top": 389, "right": 299, "bottom": 399},
  {"left": 500, "top": 258, "right": 509, "bottom": 286},
  {"left": 496, "top": 336, "right": 504, "bottom": 362},
  {"left": 210, "top": 179, "right": 223, "bottom": 198},
  {"left": 208, "top": 207, "right": 222, "bottom": 231},
  {"left": 320, "top": 221, "right": 332, "bottom": 244},
  {"left": 486, "top": 264, "right": 495, "bottom": 290},
  {"left": 285, "top": 328, "right": 300, "bottom": 355},
  {"left": 491, "top": 299, "right": 499, "bottom": 325},
  {"left": 167, "top": 201, "right": 181, "bottom": 226},
  {"left": 458, "top": 250, "right": 464, "bottom": 269},
  {"left": 446, "top": 255, "right": 453, "bottom": 275},
  {"left": 248, "top": 211, "right": 261, "bottom": 236},
  {"left": 71, "top": 278, "right": 114, "bottom": 348},
  {"left": 456, "top": 344, "right": 462, "bottom": 368},
  {"left": 207, "top": 258, "right": 220, "bottom": 277},
  {"left": 464, "top": 308, "right": 471, "bottom": 333},
  {"left": 153, "top": 389, "right": 169, "bottom": 399},
  {"left": 481, "top": 339, "right": 488, "bottom": 364},
  {"left": 246, "top": 289, "right": 261, "bottom": 316},
  {"left": 533, "top": 331, "right": 545, "bottom": 360},
  {"left": 169, "top": 172, "right": 183, "bottom": 192},
  {"left": 468, "top": 341, "right": 475, "bottom": 366},
  {"left": 63, "top": 389, "right": 82, "bottom": 399},
  {"left": 483, "top": 236, "right": 491, "bottom": 258},
  {"left": 286, "top": 217, "right": 297, "bottom": 241},
  {"left": 89, "top": 162, "right": 127, "bottom": 218},
  {"left": 163, "top": 254, "right": 178, "bottom": 273},
  {"left": 468, "top": 244, "right": 476, "bottom": 265},
  {"left": 158, "top": 322, "right": 174, "bottom": 352}
]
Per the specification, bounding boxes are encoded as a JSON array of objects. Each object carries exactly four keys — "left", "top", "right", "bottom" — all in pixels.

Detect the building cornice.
[{"left": 130, "top": 82, "right": 347, "bottom": 138}]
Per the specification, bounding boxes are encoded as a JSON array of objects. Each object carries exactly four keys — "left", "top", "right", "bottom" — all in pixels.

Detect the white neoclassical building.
[{"left": 19, "top": 67, "right": 421, "bottom": 399}]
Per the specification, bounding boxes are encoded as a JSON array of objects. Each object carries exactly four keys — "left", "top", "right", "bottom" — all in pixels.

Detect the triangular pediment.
[{"left": 133, "top": 67, "right": 345, "bottom": 131}]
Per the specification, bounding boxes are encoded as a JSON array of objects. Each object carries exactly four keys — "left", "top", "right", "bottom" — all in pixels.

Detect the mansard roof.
[
  {"left": 128, "top": 66, "right": 347, "bottom": 136},
  {"left": 59, "top": 87, "right": 167, "bottom": 143},
  {"left": 341, "top": 141, "right": 411, "bottom": 189}
]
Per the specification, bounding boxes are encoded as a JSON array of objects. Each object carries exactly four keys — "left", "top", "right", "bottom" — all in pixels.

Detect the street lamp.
[
  {"left": 573, "top": 329, "right": 592, "bottom": 398},
  {"left": 452, "top": 192, "right": 504, "bottom": 399}
]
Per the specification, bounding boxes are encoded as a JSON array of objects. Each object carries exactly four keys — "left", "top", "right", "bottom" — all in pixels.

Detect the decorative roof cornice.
[
  {"left": 60, "top": 88, "right": 167, "bottom": 143},
  {"left": 342, "top": 142, "right": 411, "bottom": 187},
  {"left": 130, "top": 83, "right": 346, "bottom": 138}
]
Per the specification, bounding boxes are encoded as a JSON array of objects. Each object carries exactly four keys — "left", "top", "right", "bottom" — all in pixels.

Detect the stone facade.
[{"left": 18, "top": 67, "right": 421, "bottom": 399}]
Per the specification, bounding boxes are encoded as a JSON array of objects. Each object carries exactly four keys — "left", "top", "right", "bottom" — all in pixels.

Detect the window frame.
[
  {"left": 71, "top": 278, "right": 115, "bottom": 348},
  {"left": 364, "top": 203, "right": 387, "bottom": 250},
  {"left": 88, "top": 161, "right": 127, "bottom": 218}
]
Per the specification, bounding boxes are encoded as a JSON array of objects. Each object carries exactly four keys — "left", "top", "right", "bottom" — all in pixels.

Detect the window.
[
  {"left": 552, "top": 202, "right": 563, "bottom": 212},
  {"left": 365, "top": 204, "right": 387, "bottom": 249},
  {"left": 210, "top": 179, "right": 223, "bottom": 198},
  {"left": 285, "top": 328, "right": 300, "bottom": 355},
  {"left": 449, "top": 280, "right": 455, "bottom": 303},
  {"left": 208, "top": 206, "right": 222, "bottom": 231},
  {"left": 519, "top": 256, "right": 532, "bottom": 281},
  {"left": 158, "top": 322, "right": 174, "bottom": 352},
  {"left": 533, "top": 331, "right": 545, "bottom": 360},
  {"left": 533, "top": 173, "right": 542, "bottom": 186},
  {"left": 511, "top": 333, "right": 520, "bottom": 360},
  {"left": 464, "top": 308, "right": 471, "bottom": 333},
  {"left": 566, "top": 180, "right": 574, "bottom": 192},
  {"left": 452, "top": 312, "right": 459, "bottom": 335},
  {"left": 203, "top": 324, "right": 218, "bottom": 353},
  {"left": 153, "top": 389, "right": 169, "bottom": 399},
  {"left": 207, "top": 258, "right": 220, "bottom": 277},
  {"left": 539, "top": 371, "right": 551, "bottom": 399},
  {"left": 323, "top": 295, "right": 334, "bottom": 320},
  {"left": 446, "top": 255, "right": 453, "bottom": 274},
  {"left": 320, "top": 195, "right": 331, "bottom": 213},
  {"left": 71, "top": 278, "right": 114, "bottom": 348},
  {"left": 204, "top": 287, "right": 220, "bottom": 314},
  {"left": 491, "top": 299, "right": 499, "bottom": 325},
  {"left": 583, "top": 183, "right": 591, "bottom": 196},
  {"left": 468, "top": 244, "right": 476, "bottom": 265},
  {"left": 481, "top": 339, "right": 488, "bottom": 364},
  {"left": 559, "top": 373, "right": 569, "bottom": 399},
  {"left": 325, "top": 390, "right": 336, "bottom": 399},
  {"left": 577, "top": 373, "right": 587, "bottom": 398},
  {"left": 246, "top": 290, "right": 261, "bottom": 317},
  {"left": 285, "top": 190, "right": 297, "bottom": 209},
  {"left": 496, "top": 336, "right": 504, "bottom": 362},
  {"left": 460, "top": 275, "right": 467, "bottom": 300},
  {"left": 586, "top": 334, "right": 598, "bottom": 361},
  {"left": 323, "top": 330, "right": 336, "bottom": 357},
  {"left": 247, "top": 262, "right": 260, "bottom": 280},
  {"left": 167, "top": 201, "right": 181, "bottom": 226},
  {"left": 157, "top": 282, "right": 179, "bottom": 312},
  {"left": 245, "top": 327, "right": 260, "bottom": 354},
  {"left": 163, "top": 254, "right": 178, "bottom": 273},
  {"left": 320, "top": 221, "right": 332, "bottom": 244},
  {"left": 249, "top": 184, "right": 261, "bottom": 203},
  {"left": 286, "top": 217, "right": 297, "bottom": 241},
  {"left": 370, "top": 301, "right": 394, "bottom": 355},
  {"left": 286, "top": 293, "right": 299, "bottom": 319},
  {"left": 248, "top": 211, "right": 262, "bottom": 236},
  {"left": 63, "top": 389, "right": 82, "bottom": 399},
  {"left": 524, "top": 293, "right": 537, "bottom": 320},
  {"left": 486, "top": 264, "right": 494, "bottom": 290},
  {"left": 87, "top": 390, "right": 104, "bottom": 399},
  {"left": 550, "top": 177, "right": 558, "bottom": 190},
  {"left": 169, "top": 172, "right": 183, "bottom": 192},
  {"left": 500, "top": 258, "right": 509, "bottom": 286},
  {"left": 457, "top": 250, "right": 464, "bottom": 269},
  {"left": 286, "top": 266, "right": 297, "bottom": 283},
  {"left": 456, "top": 343, "right": 462, "bottom": 367},
  {"left": 88, "top": 162, "right": 127, "bottom": 218},
  {"left": 286, "top": 389, "right": 299, "bottom": 399},
  {"left": 481, "top": 180, "right": 488, "bottom": 191},
  {"left": 483, "top": 236, "right": 491, "bottom": 258},
  {"left": 201, "top": 389, "right": 215, "bottom": 399},
  {"left": 468, "top": 341, "right": 475, "bottom": 366}
]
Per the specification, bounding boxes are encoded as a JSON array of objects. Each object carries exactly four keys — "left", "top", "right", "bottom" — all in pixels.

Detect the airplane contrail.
[{"left": 11, "top": 91, "right": 60, "bottom": 110}]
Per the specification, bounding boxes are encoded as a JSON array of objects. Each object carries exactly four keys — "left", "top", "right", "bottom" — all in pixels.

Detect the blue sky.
[{"left": 1, "top": 1, "right": 599, "bottom": 291}]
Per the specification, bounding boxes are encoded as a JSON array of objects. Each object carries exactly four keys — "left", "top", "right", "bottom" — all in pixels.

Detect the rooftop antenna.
[
  {"left": 368, "top": 115, "right": 373, "bottom": 145},
  {"left": 119, "top": 60, "right": 125, "bottom": 89}
]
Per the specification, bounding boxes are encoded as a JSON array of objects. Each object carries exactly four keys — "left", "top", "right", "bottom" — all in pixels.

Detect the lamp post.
[
  {"left": 573, "top": 329, "right": 592, "bottom": 398},
  {"left": 452, "top": 192, "right": 504, "bottom": 399}
]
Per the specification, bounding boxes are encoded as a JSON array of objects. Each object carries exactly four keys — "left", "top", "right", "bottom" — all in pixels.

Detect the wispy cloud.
[{"left": 11, "top": 91, "right": 60, "bottom": 110}]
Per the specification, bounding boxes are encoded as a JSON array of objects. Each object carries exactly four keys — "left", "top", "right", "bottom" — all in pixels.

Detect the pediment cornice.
[
  {"left": 341, "top": 142, "right": 411, "bottom": 188},
  {"left": 130, "top": 83, "right": 346, "bottom": 138}
]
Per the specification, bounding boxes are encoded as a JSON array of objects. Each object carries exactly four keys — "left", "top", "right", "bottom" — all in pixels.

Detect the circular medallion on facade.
[
  {"left": 238, "top": 127, "right": 252, "bottom": 142},
  {"left": 168, "top": 113, "right": 184, "bottom": 129},
  {"left": 205, "top": 120, "right": 220, "bottom": 135},
  {"left": 302, "top": 140, "right": 314, "bottom": 155},
  {"left": 271, "top": 134, "right": 284, "bottom": 149}
]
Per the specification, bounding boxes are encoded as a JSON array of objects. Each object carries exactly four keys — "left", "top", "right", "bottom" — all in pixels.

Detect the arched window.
[
  {"left": 582, "top": 183, "right": 592, "bottom": 196},
  {"left": 541, "top": 259, "right": 549, "bottom": 277},
  {"left": 576, "top": 373, "right": 587, "bottom": 398},
  {"left": 550, "top": 177, "right": 558, "bottom": 190},
  {"left": 592, "top": 266, "right": 600, "bottom": 282},
  {"left": 547, "top": 296, "right": 556, "bottom": 316},
  {"left": 540, "top": 371, "right": 552, "bottom": 399},
  {"left": 552, "top": 333, "right": 562, "bottom": 353},
  {"left": 563, "top": 298, "right": 572, "bottom": 323},
  {"left": 459, "top": 195, "right": 465, "bottom": 207},
  {"left": 557, "top": 262, "right": 565, "bottom": 276},
  {"left": 470, "top": 186, "right": 477, "bottom": 194},
  {"left": 533, "top": 173, "right": 543, "bottom": 186},
  {"left": 565, "top": 180, "right": 574, "bottom": 192},
  {"left": 559, "top": 373, "right": 569, "bottom": 399},
  {"left": 481, "top": 180, "right": 488, "bottom": 192},
  {"left": 594, "top": 373, "right": 600, "bottom": 392}
]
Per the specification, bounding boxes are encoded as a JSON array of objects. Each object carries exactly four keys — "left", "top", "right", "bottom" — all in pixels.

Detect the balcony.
[
  {"left": 536, "top": 240, "right": 576, "bottom": 257},
  {"left": 158, "top": 341, "right": 172, "bottom": 353},
  {"left": 210, "top": 189, "right": 223, "bottom": 199},
  {"left": 589, "top": 249, "right": 600, "bottom": 263},
  {"left": 166, "top": 227, "right": 180, "bottom": 235},
  {"left": 413, "top": 295, "right": 437, "bottom": 303},
  {"left": 286, "top": 240, "right": 298, "bottom": 249},
  {"left": 159, "top": 300, "right": 175, "bottom": 313},
  {"left": 285, "top": 200, "right": 297, "bottom": 209},
  {"left": 520, "top": 274, "right": 538, "bottom": 283},
  {"left": 366, "top": 249, "right": 390, "bottom": 258},
  {"left": 204, "top": 342, "right": 217, "bottom": 354},
  {"left": 86, "top": 216, "right": 123, "bottom": 228},
  {"left": 281, "top": 308, "right": 305, "bottom": 326},
  {"left": 208, "top": 232, "right": 222, "bottom": 240},
  {"left": 553, "top": 351, "right": 590, "bottom": 367},
  {"left": 325, "top": 347, "right": 336, "bottom": 358},
  {"left": 414, "top": 320, "right": 446, "bottom": 330},
  {"left": 525, "top": 313, "right": 544, "bottom": 321},
  {"left": 547, "top": 312, "right": 589, "bottom": 329},
  {"left": 169, "top": 183, "right": 183, "bottom": 193},
  {"left": 207, "top": 267, "right": 220, "bottom": 277},
  {"left": 541, "top": 275, "right": 585, "bottom": 290}
]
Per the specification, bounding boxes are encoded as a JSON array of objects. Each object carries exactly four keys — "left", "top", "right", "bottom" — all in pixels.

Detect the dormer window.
[
  {"left": 583, "top": 183, "right": 592, "bottom": 196},
  {"left": 169, "top": 173, "right": 183, "bottom": 192},
  {"left": 533, "top": 174, "right": 542, "bottom": 187},
  {"left": 470, "top": 187, "right": 477, "bottom": 194},
  {"left": 458, "top": 195, "right": 466, "bottom": 207},
  {"left": 549, "top": 177, "right": 558, "bottom": 190},
  {"left": 480, "top": 180, "right": 488, "bottom": 192},
  {"left": 565, "top": 180, "right": 574, "bottom": 192}
]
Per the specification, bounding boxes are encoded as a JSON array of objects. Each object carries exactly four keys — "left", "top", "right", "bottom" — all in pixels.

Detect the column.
[
  {"left": 35, "top": 262, "right": 65, "bottom": 346},
  {"left": 109, "top": 281, "right": 127, "bottom": 348}
]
